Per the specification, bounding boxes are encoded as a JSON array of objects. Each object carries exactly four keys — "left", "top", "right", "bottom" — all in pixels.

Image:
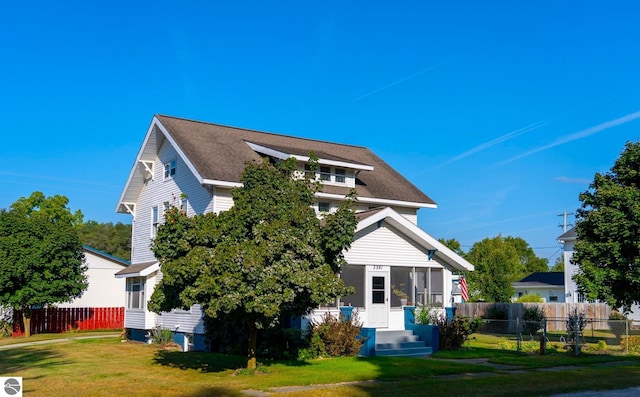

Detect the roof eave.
[
  {"left": 116, "top": 116, "right": 206, "bottom": 215},
  {"left": 317, "top": 192, "right": 437, "bottom": 209}
]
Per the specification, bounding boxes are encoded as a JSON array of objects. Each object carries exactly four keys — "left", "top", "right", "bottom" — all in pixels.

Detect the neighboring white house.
[
  {"left": 557, "top": 228, "right": 580, "bottom": 303},
  {"left": 56, "top": 246, "right": 129, "bottom": 308},
  {"left": 558, "top": 227, "right": 640, "bottom": 320},
  {"left": 512, "top": 272, "right": 565, "bottom": 303},
  {"left": 115, "top": 115, "right": 474, "bottom": 348}
]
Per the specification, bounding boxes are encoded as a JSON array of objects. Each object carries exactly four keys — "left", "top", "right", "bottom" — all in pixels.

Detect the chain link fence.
[{"left": 474, "top": 315, "right": 640, "bottom": 355}]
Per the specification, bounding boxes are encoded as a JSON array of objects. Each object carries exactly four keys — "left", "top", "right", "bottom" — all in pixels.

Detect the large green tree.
[
  {"left": 0, "top": 192, "right": 87, "bottom": 336},
  {"left": 77, "top": 220, "right": 131, "bottom": 260},
  {"left": 550, "top": 256, "right": 564, "bottom": 272},
  {"left": 465, "top": 235, "right": 548, "bottom": 302},
  {"left": 438, "top": 237, "right": 465, "bottom": 256},
  {"left": 149, "top": 157, "right": 357, "bottom": 369},
  {"left": 573, "top": 141, "right": 640, "bottom": 312}
]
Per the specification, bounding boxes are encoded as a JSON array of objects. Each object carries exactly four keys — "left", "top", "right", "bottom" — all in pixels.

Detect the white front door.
[{"left": 368, "top": 268, "right": 389, "bottom": 328}]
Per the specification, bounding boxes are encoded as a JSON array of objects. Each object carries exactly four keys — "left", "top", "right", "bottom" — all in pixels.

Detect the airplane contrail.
[
  {"left": 496, "top": 110, "right": 640, "bottom": 166},
  {"left": 433, "top": 120, "right": 549, "bottom": 169},
  {"left": 352, "top": 56, "right": 460, "bottom": 102}
]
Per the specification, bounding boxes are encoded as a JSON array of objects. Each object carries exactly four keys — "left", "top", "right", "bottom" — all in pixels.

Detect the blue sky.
[{"left": 2, "top": 1, "right": 639, "bottom": 264}]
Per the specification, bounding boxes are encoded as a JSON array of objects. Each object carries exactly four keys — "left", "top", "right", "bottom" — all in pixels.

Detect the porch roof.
[{"left": 114, "top": 261, "right": 159, "bottom": 278}]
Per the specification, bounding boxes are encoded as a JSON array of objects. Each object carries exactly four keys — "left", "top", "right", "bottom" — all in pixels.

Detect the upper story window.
[
  {"left": 335, "top": 168, "right": 346, "bottom": 183},
  {"left": 181, "top": 196, "right": 188, "bottom": 213},
  {"left": 164, "top": 159, "right": 176, "bottom": 180},
  {"left": 304, "top": 164, "right": 314, "bottom": 179},
  {"left": 303, "top": 164, "right": 348, "bottom": 184},
  {"left": 319, "top": 166, "right": 331, "bottom": 181},
  {"left": 151, "top": 206, "right": 159, "bottom": 238}
]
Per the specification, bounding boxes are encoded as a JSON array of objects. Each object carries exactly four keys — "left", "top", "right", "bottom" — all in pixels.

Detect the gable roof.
[
  {"left": 514, "top": 272, "right": 564, "bottom": 287},
  {"left": 83, "top": 245, "right": 130, "bottom": 267},
  {"left": 354, "top": 207, "right": 474, "bottom": 272},
  {"left": 117, "top": 115, "right": 436, "bottom": 213},
  {"left": 557, "top": 227, "right": 577, "bottom": 242}
]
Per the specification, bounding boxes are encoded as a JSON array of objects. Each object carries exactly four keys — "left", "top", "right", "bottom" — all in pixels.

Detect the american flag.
[{"left": 459, "top": 276, "right": 469, "bottom": 302}]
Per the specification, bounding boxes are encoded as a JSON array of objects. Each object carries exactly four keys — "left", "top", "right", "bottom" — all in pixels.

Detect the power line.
[{"left": 558, "top": 211, "right": 575, "bottom": 233}]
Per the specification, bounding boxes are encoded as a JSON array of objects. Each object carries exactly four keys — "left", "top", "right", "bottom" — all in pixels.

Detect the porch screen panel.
[
  {"left": 430, "top": 268, "right": 443, "bottom": 307},
  {"left": 415, "top": 269, "right": 427, "bottom": 306},
  {"left": 340, "top": 265, "right": 364, "bottom": 307},
  {"left": 390, "top": 267, "right": 412, "bottom": 307},
  {"left": 415, "top": 268, "right": 444, "bottom": 307}
]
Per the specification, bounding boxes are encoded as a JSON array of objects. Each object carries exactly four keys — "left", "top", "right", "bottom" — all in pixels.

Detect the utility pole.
[{"left": 558, "top": 211, "right": 574, "bottom": 233}]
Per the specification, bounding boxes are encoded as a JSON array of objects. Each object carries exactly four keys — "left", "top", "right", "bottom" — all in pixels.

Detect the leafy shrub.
[
  {"left": 517, "top": 294, "right": 544, "bottom": 303},
  {"left": 581, "top": 341, "right": 609, "bottom": 352},
  {"left": 414, "top": 306, "right": 444, "bottom": 325},
  {"left": 598, "top": 339, "right": 607, "bottom": 351},
  {"left": 432, "top": 315, "right": 481, "bottom": 350},
  {"left": 608, "top": 311, "right": 630, "bottom": 339},
  {"left": 151, "top": 326, "right": 174, "bottom": 345},
  {"left": 621, "top": 336, "right": 640, "bottom": 354},
  {"left": 522, "top": 305, "right": 546, "bottom": 337},
  {"left": 566, "top": 311, "right": 587, "bottom": 334},
  {"left": 300, "top": 311, "right": 364, "bottom": 359}
]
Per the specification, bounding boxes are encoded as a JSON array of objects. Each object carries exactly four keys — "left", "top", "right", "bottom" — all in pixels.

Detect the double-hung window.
[
  {"left": 127, "top": 277, "right": 145, "bottom": 310},
  {"left": 151, "top": 206, "right": 159, "bottom": 238},
  {"left": 164, "top": 160, "right": 176, "bottom": 179},
  {"left": 335, "top": 168, "right": 346, "bottom": 183},
  {"left": 319, "top": 166, "right": 332, "bottom": 181}
]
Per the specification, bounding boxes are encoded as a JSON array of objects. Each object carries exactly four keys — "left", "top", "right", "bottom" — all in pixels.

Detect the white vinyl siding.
[
  {"left": 157, "top": 304, "right": 206, "bottom": 334},
  {"left": 214, "top": 188, "right": 234, "bottom": 213},
  {"left": 345, "top": 223, "right": 427, "bottom": 266},
  {"left": 131, "top": 140, "right": 214, "bottom": 263}
]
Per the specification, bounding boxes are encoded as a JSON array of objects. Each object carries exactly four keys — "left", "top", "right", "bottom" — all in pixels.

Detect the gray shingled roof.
[
  {"left": 557, "top": 227, "right": 577, "bottom": 241},
  {"left": 515, "top": 272, "right": 564, "bottom": 286},
  {"left": 156, "top": 115, "right": 436, "bottom": 206}
]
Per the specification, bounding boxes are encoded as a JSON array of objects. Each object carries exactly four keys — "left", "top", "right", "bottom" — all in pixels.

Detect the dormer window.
[
  {"left": 335, "top": 168, "right": 346, "bottom": 183},
  {"left": 164, "top": 160, "right": 176, "bottom": 180},
  {"left": 304, "top": 164, "right": 348, "bottom": 184},
  {"left": 320, "top": 166, "right": 331, "bottom": 181},
  {"left": 304, "top": 164, "right": 314, "bottom": 179}
]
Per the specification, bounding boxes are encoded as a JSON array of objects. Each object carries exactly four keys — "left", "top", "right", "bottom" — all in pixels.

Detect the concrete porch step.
[
  {"left": 374, "top": 330, "right": 433, "bottom": 357},
  {"left": 375, "top": 346, "right": 433, "bottom": 357}
]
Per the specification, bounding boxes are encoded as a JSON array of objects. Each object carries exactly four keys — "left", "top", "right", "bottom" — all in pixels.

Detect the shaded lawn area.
[{"left": 1, "top": 336, "right": 639, "bottom": 397}]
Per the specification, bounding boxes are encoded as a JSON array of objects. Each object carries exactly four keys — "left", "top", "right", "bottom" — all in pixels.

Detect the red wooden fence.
[{"left": 12, "top": 307, "right": 124, "bottom": 337}]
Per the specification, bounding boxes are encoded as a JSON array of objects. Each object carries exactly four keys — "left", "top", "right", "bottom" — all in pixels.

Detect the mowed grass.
[{"left": 0, "top": 335, "right": 639, "bottom": 397}]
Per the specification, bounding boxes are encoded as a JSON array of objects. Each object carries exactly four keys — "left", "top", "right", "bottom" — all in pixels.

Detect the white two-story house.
[{"left": 115, "top": 115, "right": 474, "bottom": 349}]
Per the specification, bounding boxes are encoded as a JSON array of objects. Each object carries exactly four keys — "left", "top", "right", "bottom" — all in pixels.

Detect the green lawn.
[{"left": 1, "top": 334, "right": 639, "bottom": 397}]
